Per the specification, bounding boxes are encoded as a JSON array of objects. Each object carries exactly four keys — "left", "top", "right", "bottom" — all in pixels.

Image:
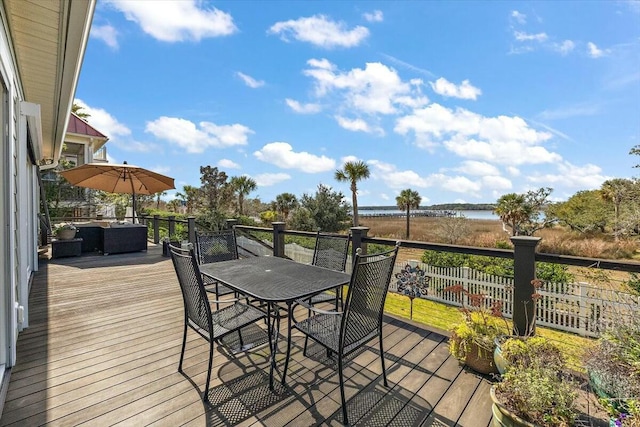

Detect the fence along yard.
[{"left": 284, "top": 242, "right": 638, "bottom": 338}]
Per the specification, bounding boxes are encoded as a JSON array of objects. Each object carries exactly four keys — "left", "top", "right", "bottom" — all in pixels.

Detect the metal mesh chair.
[
  {"left": 284, "top": 243, "right": 400, "bottom": 426},
  {"left": 306, "top": 232, "right": 351, "bottom": 307},
  {"left": 169, "top": 245, "right": 266, "bottom": 402},
  {"left": 195, "top": 229, "right": 238, "bottom": 309}
]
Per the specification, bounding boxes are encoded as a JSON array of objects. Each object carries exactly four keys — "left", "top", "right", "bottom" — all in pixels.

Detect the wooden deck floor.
[{"left": 0, "top": 245, "right": 506, "bottom": 426}]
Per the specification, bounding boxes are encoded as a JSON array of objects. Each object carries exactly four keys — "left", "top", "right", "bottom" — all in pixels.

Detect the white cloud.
[
  {"left": 369, "top": 160, "right": 430, "bottom": 188},
  {"left": 303, "top": 59, "right": 428, "bottom": 115},
  {"left": 145, "top": 117, "right": 252, "bottom": 153},
  {"left": 285, "top": 98, "right": 322, "bottom": 114},
  {"left": 335, "top": 116, "right": 383, "bottom": 135},
  {"left": 454, "top": 160, "right": 501, "bottom": 176},
  {"left": 74, "top": 99, "right": 131, "bottom": 139},
  {"left": 527, "top": 162, "right": 611, "bottom": 189},
  {"left": 268, "top": 14, "right": 369, "bottom": 48},
  {"left": 506, "top": 166, "right": 521, "bottom": 177},
  {"left": 107, "top": 0, "right": 236, "bottom": 42},
  {"left": 340, "top": 155, "right": 360, "bottom": 165},
  {"left": 430, "top": 77, "right": 481, "bottom": 100},
  {"left": 363, "top": 10, "right": 384, "bottom": 23},
  {"left": 510, "top": 10, "right": 527, "bottom": 24},
  {"left": 254, "top": 173, "right": 291, "bottom": 186},
  {"left": 587, "top": 42, "right": 608, "bottom": 58},
  {"left": 395, "top": 103, "right": 559, "bottom": 165},
  {"left": 218, "top": 159, "right": 240, "bottom": 169},
  {"left": 254, "top": 142, "right": 336, "bottom": 172},
  {"left": 73, "top": 100, "right": 162, "bottom": 153},
  {"left": 91, "top": 24, "right": 119, "bottom": 49},
  {"left": 554, "top": 40, "right": 575, "bottom": 55},
  {"left": 481, "top": 175, "right": 513, "bottom": 190},
  {"left": 369, "top": 160, "right": 482, "bottom": 195},
  {"left": 236, "top": 72, "right": 264, "bottom": 88},
  {"left": 514, "top": 31, "right": 548, "bottom": 42}
]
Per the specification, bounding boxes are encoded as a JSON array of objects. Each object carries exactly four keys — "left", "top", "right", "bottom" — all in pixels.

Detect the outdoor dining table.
[{"left": 199, "top": 255, "right": 351, "bottom": 389}]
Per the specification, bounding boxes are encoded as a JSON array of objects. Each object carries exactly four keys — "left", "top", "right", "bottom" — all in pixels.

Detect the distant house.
[
  {"left": 64, "top": 112, "right": 109, "bottom": 166},
  {"left": 42, "top": 113, "right": 110, "bottom": 218},
  {"left": 0, "top": 0, "right": 95, "bottom": 393}
]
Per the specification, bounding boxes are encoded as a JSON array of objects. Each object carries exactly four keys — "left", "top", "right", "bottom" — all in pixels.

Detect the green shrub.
[{"left": 421, "top": 250, "right": 574, "bottom": 283}]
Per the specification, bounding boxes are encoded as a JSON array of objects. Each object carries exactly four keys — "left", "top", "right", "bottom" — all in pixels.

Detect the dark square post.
[{"left": 510, "top": 236, "right": 541, "bottom": 336}]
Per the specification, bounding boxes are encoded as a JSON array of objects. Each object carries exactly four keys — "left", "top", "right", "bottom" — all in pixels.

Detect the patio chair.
[
  {"left": 169, "top": 244, "right": 266, "bottom": 402},
  {"left": 195, "top": 229, "right": 239, "bottom": 309},
  {"left": 306, "top": 231, "right": 351, "bottom": 308},
  {"left": 284, "top": 243, "right": 400, "bottom": 426}
]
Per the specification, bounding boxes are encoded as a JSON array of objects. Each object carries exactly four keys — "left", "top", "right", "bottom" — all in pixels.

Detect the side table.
[{"left": 51, "top": 238, "right": 83, "bottom": 259}]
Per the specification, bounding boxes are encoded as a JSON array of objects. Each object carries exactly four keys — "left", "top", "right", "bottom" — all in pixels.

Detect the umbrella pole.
[{"left": 128, "top": 169, "right": 137, "bottom": 224}]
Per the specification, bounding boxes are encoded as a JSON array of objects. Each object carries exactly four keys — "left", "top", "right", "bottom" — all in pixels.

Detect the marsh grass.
[{"left": 362, "top": 216, "right": 639, "bottom": 260}]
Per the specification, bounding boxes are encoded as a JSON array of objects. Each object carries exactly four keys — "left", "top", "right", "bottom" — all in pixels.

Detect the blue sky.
[{"left": 75, "top": 0, "right": 640, "bottom": 206}]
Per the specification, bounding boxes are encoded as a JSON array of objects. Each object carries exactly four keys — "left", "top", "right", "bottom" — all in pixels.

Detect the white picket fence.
[
  {"left": 391, "top": 261, "right": 639, "bottom": 338},
  {"left": 284, "top": 243, "right": 638, "bottom": 338}
]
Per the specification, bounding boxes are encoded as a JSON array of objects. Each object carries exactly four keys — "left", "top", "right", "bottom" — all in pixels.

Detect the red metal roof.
[{"left": 67, "top": 113, "right": 108, "bottom": 139}]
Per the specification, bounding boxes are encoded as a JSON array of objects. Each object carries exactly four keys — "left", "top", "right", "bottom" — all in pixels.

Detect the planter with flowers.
[
  {"left": 444, "top": 284, "right": 511, "bottom": 375},
  {"left": 53, "top": 223, "right": 77, "bottom": 240},
  {"left": 491, "top": 335, "right": 578, "bottom": 426},
  {"left": 583, "top": 313, "right": 640, "bottom": 427}
]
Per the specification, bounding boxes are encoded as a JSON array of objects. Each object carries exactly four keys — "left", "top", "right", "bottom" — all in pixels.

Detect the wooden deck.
[{"left": 0, "top": 245, "right": 503, "bottom": 426}]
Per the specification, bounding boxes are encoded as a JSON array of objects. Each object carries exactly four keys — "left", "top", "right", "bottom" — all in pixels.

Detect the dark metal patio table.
[{"left": 200, "top": 256, "right": 350, "bottom": 389}]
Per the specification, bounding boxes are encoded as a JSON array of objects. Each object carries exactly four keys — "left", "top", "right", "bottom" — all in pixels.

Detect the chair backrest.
[
  {"left": 169, "top": 245, "right": 212, "bottom": 337},
  {"left": 340, "top": 244, "right": 400, "bottom": 353},
  {"left": 312, "top": 232, "right": 350, "bottom": 272},
  {"left": 195, "top": 229, "right": 238, "bottom": 265}
]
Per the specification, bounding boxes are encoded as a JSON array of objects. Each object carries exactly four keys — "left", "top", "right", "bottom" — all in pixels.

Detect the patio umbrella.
[{"left": 59, "top": 161, "right": 175, "bottom": 222}]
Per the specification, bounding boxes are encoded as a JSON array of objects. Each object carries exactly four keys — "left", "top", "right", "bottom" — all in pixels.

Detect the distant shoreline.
[{"left": 358, "top": 209, "right": 498, "bottom": 221}]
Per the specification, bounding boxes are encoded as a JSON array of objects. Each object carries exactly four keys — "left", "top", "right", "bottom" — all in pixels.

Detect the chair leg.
[
  {"left": 178, "top": 322, "right": 188, "bottom": 372},
  {"left": 303, "top": 305, "right": 311, "bottom": 356},
  {"left": 281, "top": 303, "right": 294, "bottom": 384},
  {"left": 203, "top": 338, "right": 214, "bottom": 402},
  {"left": 379, "top": 329, "right": 388, "bottom": 387},
  {"left": 338, "top": 355, "right": 349, "bottom": 426}
]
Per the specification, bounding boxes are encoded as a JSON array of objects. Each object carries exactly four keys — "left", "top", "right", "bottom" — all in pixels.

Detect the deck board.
[{"left": 0, "top": 244, "right": 595, "bottom": 426}]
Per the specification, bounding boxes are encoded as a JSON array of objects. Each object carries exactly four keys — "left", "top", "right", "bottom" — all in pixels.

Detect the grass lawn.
[{"left": 382, "top": 291, "right": 594, "bottom": 371}]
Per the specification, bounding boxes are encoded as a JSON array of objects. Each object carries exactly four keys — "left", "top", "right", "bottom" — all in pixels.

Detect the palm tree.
[
  {"left": 275, "top": 193, "right": 298, "bottom": 221},
  {"left": 494, "top": 193, "right": 530, "bottom": 236},
  {"left": 175, "top": 185, "right": 200, "bottom": 214},
  {"left": 230, "top": 176, "right": 257, "bottom": 215},
  {"left": 396, "top": 189, "right": 421, "bottom": 239},
  {"left": 335, "top": 160, "right": 370, "bottom": 227},
  {"left": 600, "top": 178, "right": 631, "bottom": 240},
  {"left": 155, "top": 191, "right": 167, "bottom": 209},
  {"left": 167, "top": 199, "right": 181, "bottom": 213}
]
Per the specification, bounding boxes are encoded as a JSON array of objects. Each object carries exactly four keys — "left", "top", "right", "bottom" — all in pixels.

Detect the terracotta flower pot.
[
  {"left": 465, "top": 340, "right": 499, "bottom": 375},
  {"left": 451, "top": 332, "right": 499, "bottom": 375}
]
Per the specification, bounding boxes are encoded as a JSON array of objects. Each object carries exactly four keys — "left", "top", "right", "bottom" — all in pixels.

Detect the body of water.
[{"left": 359, "top": 209, "right": 498, "bottom": 220}]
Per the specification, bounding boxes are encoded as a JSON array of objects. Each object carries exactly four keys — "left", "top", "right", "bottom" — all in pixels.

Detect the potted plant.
[
  {"left": 53, "top": 223, "right": 77, "bottom": 240},
  {"left": 491, "top": 337, "right": 578, "bottom": 426},
  {"left": 583, "top": 313, "right": 640, "bottom": 426},
  {"left": 444, "top": 284, "right": 511, "bottom": 375},
  {"left": 494, "top": 279, "right": 544, "bottom": 374}
]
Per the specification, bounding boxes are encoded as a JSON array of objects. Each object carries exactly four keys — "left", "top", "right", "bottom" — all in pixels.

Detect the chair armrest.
[
  {"left": 295, "top": 298, "right": 342, "bottom": 315},
  {"left": 205, "top": 289, "right": 241, "bottom": 305}
]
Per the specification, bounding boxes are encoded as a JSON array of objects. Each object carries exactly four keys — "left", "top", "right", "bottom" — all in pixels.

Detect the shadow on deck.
[{"left": 0, "top": 245, "right": 604, "bottom": 426}]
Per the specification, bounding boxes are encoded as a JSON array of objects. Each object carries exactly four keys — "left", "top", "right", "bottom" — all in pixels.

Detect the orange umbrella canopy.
[{"left": 59, "top": 162, "right": 175, "bottom": 195}]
